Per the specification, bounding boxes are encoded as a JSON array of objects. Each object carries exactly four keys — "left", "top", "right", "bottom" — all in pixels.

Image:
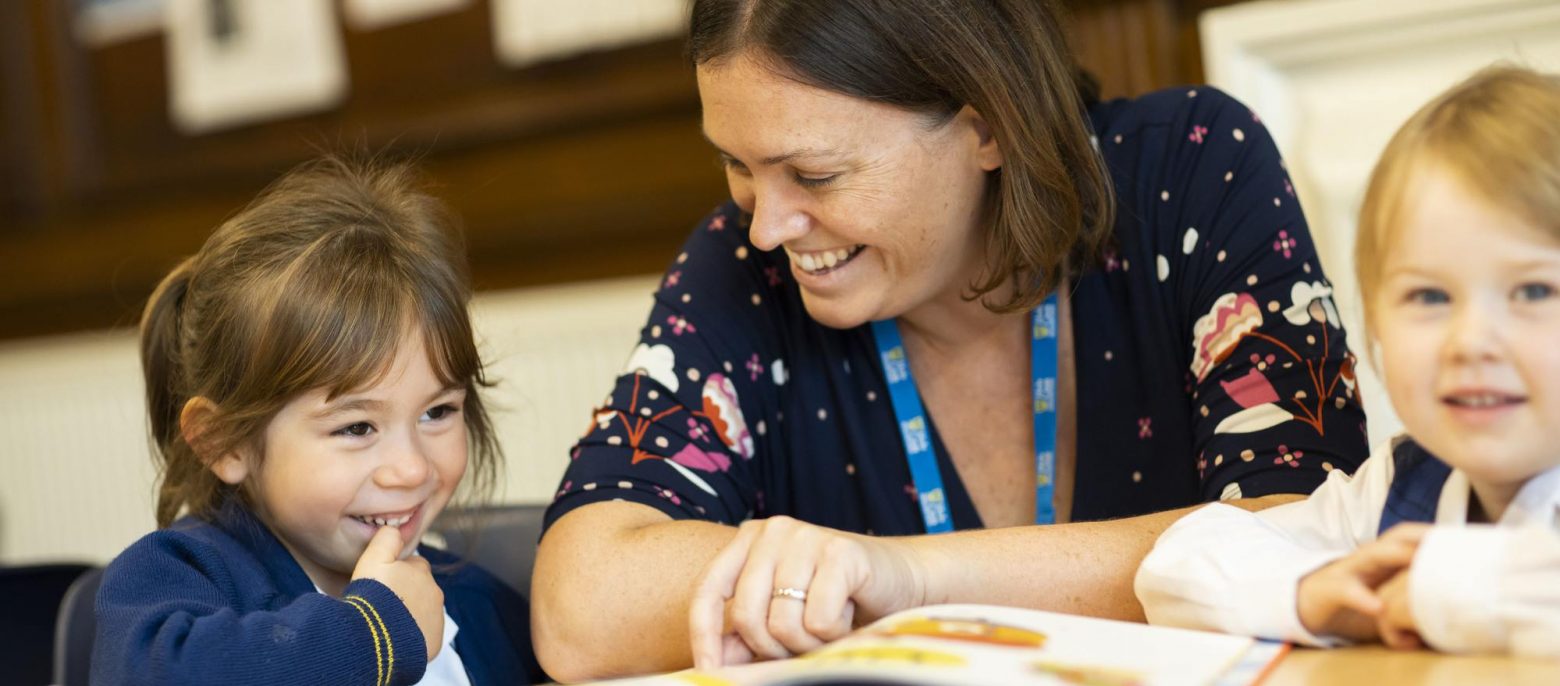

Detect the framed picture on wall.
[
  {"left": 164, "top": 0, "right": 349, "bottom": 134},
  {"left": 73, "top": 0, "right": 164, "bottom": 45}
]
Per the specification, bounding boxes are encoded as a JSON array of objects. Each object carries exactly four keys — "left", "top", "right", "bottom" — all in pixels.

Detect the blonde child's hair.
[
  {"left": 1355, "top": 65, "right": 1560, "bottom": 338},
  {"left": 139, "top": 155, "right": 498, "bottom": 528}
]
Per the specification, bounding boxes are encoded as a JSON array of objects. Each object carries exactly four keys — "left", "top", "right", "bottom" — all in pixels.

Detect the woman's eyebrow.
[
  {"left": 702, "top": 134, "right": 841, "bottom": 166},
  {"left": 757, "top": 147, "right": 843, "bottom": 165}
]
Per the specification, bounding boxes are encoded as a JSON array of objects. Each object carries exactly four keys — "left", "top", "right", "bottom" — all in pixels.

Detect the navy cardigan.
[{"left": 91, "top": 499, "right": 543, "bottom": 685}]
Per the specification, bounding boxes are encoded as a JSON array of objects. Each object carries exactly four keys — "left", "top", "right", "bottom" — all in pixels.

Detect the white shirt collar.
[
  {"left": 1499, "top": 464, "right": 1560, "bottom": 529},
  {"left": 1440, "top": 465, "right": 1560, "bottom": 528}
]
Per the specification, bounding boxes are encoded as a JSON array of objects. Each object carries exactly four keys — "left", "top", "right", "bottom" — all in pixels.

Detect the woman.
[{"left": 532, "top": 0, "right": 1367, "bottom": 680}]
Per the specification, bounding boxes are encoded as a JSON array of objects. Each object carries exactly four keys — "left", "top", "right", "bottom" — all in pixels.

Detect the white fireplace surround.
[{"left": 1201, "top": 0, "right": 1560, "bottom": 444}]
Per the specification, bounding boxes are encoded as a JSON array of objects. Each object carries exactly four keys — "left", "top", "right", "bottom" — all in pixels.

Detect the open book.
[{"left": 603, "top": 604, "right": 1287, "bottom": 686}]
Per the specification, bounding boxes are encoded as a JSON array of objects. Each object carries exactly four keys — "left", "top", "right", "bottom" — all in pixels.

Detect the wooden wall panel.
[
  {"left": 0, "top": 0, "right": 1249, "bottom": 341},
  {"left": 1064, "top": 0, "right": 1246, "bottom": 99},
  {"left": 0, "top": 0, "right": 728, "bottom": 339}
]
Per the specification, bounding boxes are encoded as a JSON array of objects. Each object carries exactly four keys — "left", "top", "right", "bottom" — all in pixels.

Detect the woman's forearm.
[
  {"left": 531, "top": 501, "right": 737, "bottom": 682},
  {"left": 533, "top": 494, "right": 1304, "bottom": 680},
  {"left": 908, "top": 494, "right": 1304, "bottom": 622}
]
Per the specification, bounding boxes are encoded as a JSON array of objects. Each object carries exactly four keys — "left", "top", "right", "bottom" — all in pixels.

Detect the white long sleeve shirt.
[{"left": 1135, "top": 436, "right": 1560, "bottom": 657}]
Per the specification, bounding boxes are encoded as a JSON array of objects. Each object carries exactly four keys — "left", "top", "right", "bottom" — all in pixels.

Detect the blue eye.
[
  {"left": 1405, "top": 288, "right": 1449, "bottom": 305},
  {"left": 333, "top": 422, "right": 374, "bottom": 438},
  {"left": 1515, "top": 283, "right": 1555, "bottom": 302}
]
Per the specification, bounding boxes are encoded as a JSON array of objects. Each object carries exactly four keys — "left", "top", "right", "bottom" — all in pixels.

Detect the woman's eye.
[
  {"left": 1405, "top": 288, "right": 1449, "bottom": 305},
  {"left": 334, "top": 422, "right": 374, "bottom": 438},
  {"left": 422, "top": 404, "right": 460, "bottom": 422},
  {"left": 1515, "top": 283, "right": 1556, "bottom": 302},
  {"left": 718, "top": 156, "right": 750, "bottom": 176},
  {"left": 793, "top": 173, "right": 838, "bottom": 189}
]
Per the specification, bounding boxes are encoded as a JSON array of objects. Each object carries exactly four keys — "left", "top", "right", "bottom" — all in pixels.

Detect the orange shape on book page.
[
  {"left": 1030, "top": 659, "right": 1146, "bottom": 686},
  {"left": 801, "top": 644, "right": 966, "bottom": 667},
  {"left": 670, "top": 673, "right": 739, "bottom": 686},
  {"left": 871, "top": 616, "right": 1048, "bottom": 649}
]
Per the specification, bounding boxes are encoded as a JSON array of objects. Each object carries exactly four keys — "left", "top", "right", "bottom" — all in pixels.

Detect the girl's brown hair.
[
  {"left": 141, "top": 155, "right": 498, "bottom": 527},
  {"left": 688, "top": 0, "right": 1114, "bottom": 312},
  {"left": 1356, "top": 65, "right": 1560, "bottom": 336}
]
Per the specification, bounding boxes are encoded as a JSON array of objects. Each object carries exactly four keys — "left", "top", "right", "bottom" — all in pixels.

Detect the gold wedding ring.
[{"left": 772, "top": 586, "right": 808, "bottom": 601}]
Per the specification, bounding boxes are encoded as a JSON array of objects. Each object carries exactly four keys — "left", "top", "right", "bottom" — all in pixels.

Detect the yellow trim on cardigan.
[
  {"left": 343, "top": 596, "right": 385, "bottom": 686},
  {"left": 346, "top": 594, "right": 395, "bottom": 685}
]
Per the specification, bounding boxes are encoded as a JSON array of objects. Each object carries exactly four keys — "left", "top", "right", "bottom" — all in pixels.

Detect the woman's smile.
[{"left": 785, "top": 244, "right": 867, "bottom": 276}]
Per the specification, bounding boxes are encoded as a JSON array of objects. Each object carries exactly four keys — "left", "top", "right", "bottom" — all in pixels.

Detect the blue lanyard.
[{"left": 871, "top": 293, "right": 1059, "bottom": 533}]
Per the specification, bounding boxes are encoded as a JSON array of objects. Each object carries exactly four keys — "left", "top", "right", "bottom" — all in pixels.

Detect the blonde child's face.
[
  {"left": 236, "top": 330, "right": 469, "bottom": 592},
  {"left": 1373, "top": 165, "right": 1560, "bottom": 512}
]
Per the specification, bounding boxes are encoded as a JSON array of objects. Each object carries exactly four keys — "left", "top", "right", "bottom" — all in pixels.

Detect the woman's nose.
[{"left": 746, "top": 185, "right": 811, "bottom": 252}]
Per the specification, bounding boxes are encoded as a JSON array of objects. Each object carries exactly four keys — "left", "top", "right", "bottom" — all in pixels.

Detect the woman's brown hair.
[
  {"left": 688, "top": 0, "right": 1114, "bottom": 312},
  {"left": 141, "top": 155, "right": 498, "bottom": 527},
  {"left": 1355, "top": 65, "right": 1560, "bottom": 338}
]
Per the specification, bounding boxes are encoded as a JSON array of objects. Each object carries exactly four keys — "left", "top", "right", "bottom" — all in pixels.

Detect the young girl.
[
  {"left": 1135, "top": 65, "right": 1560, "bottom": 657},
  {"left": 93, "top": 157, "right": 545, "bottom": 684}
]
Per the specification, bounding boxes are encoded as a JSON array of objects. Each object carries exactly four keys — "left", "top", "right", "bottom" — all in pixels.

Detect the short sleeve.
[
  {"left": 543, "top": 203, "right": 782, "bottom": 531},
  {"left": 1154, "top": 88, "right": 1368, "bottom": 501}
]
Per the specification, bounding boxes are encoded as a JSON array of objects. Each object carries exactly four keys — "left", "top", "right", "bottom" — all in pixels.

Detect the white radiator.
[{"left": 0, "top": 274, "right": 658, "bottom": 564}]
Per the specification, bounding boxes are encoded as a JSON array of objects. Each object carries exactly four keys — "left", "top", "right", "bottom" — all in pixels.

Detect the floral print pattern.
[
  {"left": 1191, "top": 293, "right": 1264, "bottom": 383},
  {"left": 543, "top": 86, "right": 1368, "bottom": 536},
  {"left": 701, "top": 373, "right": 753, "bottom": 459}
]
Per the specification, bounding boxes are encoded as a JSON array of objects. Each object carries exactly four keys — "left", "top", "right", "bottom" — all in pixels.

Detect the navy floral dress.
[{"left": 543, "top": 87, "right": 1368, "bottom": 536}]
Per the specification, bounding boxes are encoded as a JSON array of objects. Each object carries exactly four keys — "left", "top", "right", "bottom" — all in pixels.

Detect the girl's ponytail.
[{"left": 140, "top": 257, "right": 199, "bottom": 527}]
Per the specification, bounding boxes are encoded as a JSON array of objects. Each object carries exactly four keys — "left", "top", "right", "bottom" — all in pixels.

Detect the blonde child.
[
  {"left": 93, "top": 158, "right": 545, "bottom": 684},
  {"left": 1135, "top": 66, "right": 1560, "bottom": 656}
]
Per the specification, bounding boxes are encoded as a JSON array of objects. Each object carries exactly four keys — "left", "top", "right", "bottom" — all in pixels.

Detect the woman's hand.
[
  {"left": 688, "top": 516, "right": 927, "bottom": 669},
  {"left": 1296, "top": 523, "right": 1429, "bottom": 643}
]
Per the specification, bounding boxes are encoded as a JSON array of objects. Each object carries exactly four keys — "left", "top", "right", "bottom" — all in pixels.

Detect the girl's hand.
[
  {"left": 1375, "top": 569, "right": 1424, "bottom": 650},
  {"left": 352, "top": 526, "right": 445, "bottom": 661},
  {"left": 688, "top": 516, "right": 926, "bottom": 669},
  {"left": 1297, "top": 523, "right": 1429, "bottom": 643}
]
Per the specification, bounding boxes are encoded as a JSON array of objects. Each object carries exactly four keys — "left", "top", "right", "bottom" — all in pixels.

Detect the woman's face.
[{"left": 696, "top": 53, "right": 1004, "bottom": 329}]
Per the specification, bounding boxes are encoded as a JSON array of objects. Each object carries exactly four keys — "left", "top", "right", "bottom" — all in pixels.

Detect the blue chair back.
[
  {"left": 430, "top": 504, "right": 547, "bottom": 599},
  {"left": 0, "top": 563, "right": 92, "bottom": 686},
  {"left": 52, "top": 566, "right": 103, "bottom": 686}
]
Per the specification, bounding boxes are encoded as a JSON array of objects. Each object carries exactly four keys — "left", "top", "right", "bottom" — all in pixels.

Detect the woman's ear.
[
  {"left": 181, "top": 397, "right": 248, "bottom": 485},
  {"left": 960, "top": 105, "right": 1004, "bottom": 172}
]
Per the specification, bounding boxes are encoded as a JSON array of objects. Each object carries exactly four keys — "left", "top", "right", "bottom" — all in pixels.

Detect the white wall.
[
  {"left": 0, "top": 275, "right": 657, "bottom": 565},
  {"left": 1201, "top": 0, "right": 1560, "bottom": 444}
]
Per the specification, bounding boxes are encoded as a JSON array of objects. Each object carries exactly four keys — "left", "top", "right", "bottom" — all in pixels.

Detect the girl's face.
[
  {"left": 1372, "top": 165, "right": 1560, "bottom": 513},
  {"left": 696, "top": 52, "right": 1004, "bottom": 329},
  {"left": 215, "top": 330, "right": 469, "bottom": 593}
]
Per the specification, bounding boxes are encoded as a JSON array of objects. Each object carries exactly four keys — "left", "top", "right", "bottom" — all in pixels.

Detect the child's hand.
[
  {"left": 1297, "top": 523, "right": 1429, "bottom": 643},
  {"left": 1375, "top": 568, "right": 1424, "bottom": 650},
  {"left": 352, "top": 526, "right": 445, "bottom": 661}
]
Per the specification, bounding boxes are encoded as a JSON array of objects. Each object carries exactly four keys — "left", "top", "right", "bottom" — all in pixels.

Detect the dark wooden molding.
[{"left": 0, "top": 0, "right": 40, "bottom": 218}]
